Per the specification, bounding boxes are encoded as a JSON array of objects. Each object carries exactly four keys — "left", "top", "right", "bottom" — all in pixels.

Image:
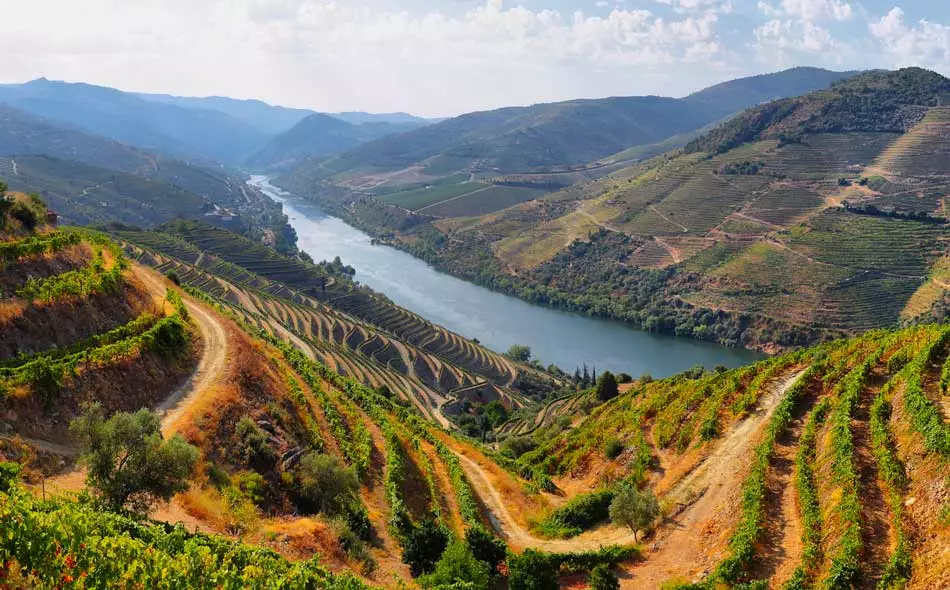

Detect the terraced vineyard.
[
  {"left": 115, "top": 227, "right": 532, "bottom": 429},
  {"left": 479, "top": 324, "right": 950, "bottom": 588},
  {"left": 0, "top": 212, "right": 198, "bottom": 443}
]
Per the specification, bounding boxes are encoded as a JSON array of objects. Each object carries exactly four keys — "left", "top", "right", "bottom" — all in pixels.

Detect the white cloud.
[
  {"left": 754, "top": 18, "right": 838, "bottom": 55},
  {"left": 870, "top": 7, "right": 950, "bottom": 68},
  {"left": 651, "top": 0, "right": 730, "bottom": 15},
  {"left": 0, "top": 0, "right": 730, "bottom": 116},
  {"left": 757, "top": 0, "right": 853, "bottom": 22}
]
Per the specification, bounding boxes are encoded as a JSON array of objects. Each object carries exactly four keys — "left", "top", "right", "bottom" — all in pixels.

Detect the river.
[{"left": 250, "top": 176, "right": 764, "bottom": 378}]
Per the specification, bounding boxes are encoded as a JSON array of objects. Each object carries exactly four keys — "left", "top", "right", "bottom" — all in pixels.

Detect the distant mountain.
[
  {"left": 247, "top": 114, "right": 429, "bottom": 171},
  {"left": 304, "top": 67, "right": 860, "bottom": 180},
  {"left": 0, "top": 104, "right": 244, "bottom": 204},
  {"left": 332, "top": 111, "right": 433, "bottom": 126},
  {"left": 135, "top": 92, "right": 315, "bottom": 136},
  {"left": 683, "top": 66, "right": 862, "bottom": 112},
  {"left": 0, "top": 78, "right": 268, "bottom": 165}
]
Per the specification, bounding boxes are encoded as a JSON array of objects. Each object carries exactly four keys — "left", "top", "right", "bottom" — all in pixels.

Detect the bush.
[
  {"left": 508, "top": 550, "right": 558, "bottom": 590},
  {"left": 604, "top": 438, "right": 624, "bottom": 459},
  {"left": 70, "top": 404, "right": 199, "bottom": 515},
  {"left": 500, "top": 435, "right": 537, "bottom": 459},
  {"left": 9, "top": 198, "right": 45, "bottom": 231},
  {"left": 0, "top": 461, "right": 21, "bottom": 493},
  {"left": 295, "top": 453, "right": 359, "bottom": 516},
  {"left": 465, "top": 525, "right": 507, "bottom": 573},
  {"left": 590, "top": 564, "right": 620, "bottom": 590},
  {"left": 539, "top": 490, "right": 614, "bottom": 538},
  {"left": 165, "top": 270, "right": 182, "bottom": 286},
  {"left": 616, "top": 373, "right": 633, "bottom": 384},
  {"left": 235, "top": 417, "right": 277, "bottom": 468},
  {"left": 403, "top": 519, "right": 450, "bottom": 577},
  {"left": 419, "top": 540, "right": 490, "bottom": 589}
]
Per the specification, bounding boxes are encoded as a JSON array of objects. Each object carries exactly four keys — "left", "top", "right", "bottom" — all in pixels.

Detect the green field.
[
  {"left": 419, "top": 185, "right": 549, "bottom": 218},
  {"left": 379, "top": 182, "right": 488, "bottom": 210}
]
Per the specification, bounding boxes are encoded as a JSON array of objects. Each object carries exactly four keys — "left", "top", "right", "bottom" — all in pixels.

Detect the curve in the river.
[{"left": 250, "top": 176, "right": 763, "bottom": 377}]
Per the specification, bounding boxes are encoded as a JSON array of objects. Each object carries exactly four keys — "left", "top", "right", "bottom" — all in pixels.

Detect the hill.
[
  {"left": 1, "top": 188, "right": 948, "bottom": 588},
  {"left": 135, "top": 91, "right": 316, "bottom": 135},
  {"left": 287, "top": 68, "right": 950, "bottom": 353},
  {"left": 0, "top": 78, "right": 268, "bottom": 165},
  {"left": 282, "top": 67, "right": 857, "bottom": 189},
  {"left": 333, "top": 112, "right": 432, "bottom": 126},
  {"left": 0, "top": 105, "right": 296, "bottom": 250},
  {"left": 247, "top": 114, "right": 427, "bottom": 171}
]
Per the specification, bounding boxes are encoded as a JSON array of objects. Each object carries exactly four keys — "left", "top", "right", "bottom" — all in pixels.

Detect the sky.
[{"left": 2, "top": 0, "right": 949, "bottom": 117}]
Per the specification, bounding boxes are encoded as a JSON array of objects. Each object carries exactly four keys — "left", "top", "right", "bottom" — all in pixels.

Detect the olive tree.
[
  {"left": 71, "top": 404, "right": 199, "bottom": 516},
  {"left": 608, "top": 483, "right": 660, "bottom": 542}
]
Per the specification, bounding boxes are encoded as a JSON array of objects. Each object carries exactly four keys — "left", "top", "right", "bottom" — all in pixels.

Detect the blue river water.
[{"left": 251, "top": 176, "right": 764, "bottom": 377}]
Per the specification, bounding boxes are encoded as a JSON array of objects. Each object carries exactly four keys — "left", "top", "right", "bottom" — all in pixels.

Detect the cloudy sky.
[{"left": 2, "top": 0, "right": 948, "bottom": 117}]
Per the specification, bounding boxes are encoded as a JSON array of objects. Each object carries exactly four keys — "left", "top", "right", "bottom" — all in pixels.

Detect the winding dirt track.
[
  {"left": 133, "top": 267, "right": 231, "bottom": 435},
  {"left": 454, "top": 369, "right": 807, "bottom": 568}
]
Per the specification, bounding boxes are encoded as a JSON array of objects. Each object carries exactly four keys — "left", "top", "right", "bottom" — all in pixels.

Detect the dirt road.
[
  {"left": 133, "top": 267, "right": 231, "bottom": 435},
  {"left": 454, "top": 368, "right": 807, "bottom": 584}
]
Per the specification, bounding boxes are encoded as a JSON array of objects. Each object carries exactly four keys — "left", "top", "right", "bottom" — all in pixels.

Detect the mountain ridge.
[{"left": 288, "top": 67, "right": 860, "bottom": 183}]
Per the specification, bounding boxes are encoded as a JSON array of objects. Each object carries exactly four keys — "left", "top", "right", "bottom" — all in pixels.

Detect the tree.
[
  {"left": 419, "top": 540, "right": 490, "bottom": 589},
  {"left": 465, "top": 525, "right": 507, "bottom": 574},
  {"left": 595, "top": 371, "right": 620, "bottom": 403},
  {"left": 70, "top": 405, "right": 198, "bottom": 515},
  {"left": 376, "top": 384, "right": 394, "bottom": 399},
  {"left": 484, "top": 400, "right": 508, "bottom": 428},
  {"left": 295, "top": 452, "right": 359, "bottom": 516},
  {"left": 403, "top": 519, "right": 450, "bottom": 577},
  {"left": 508, "top": 549, "right": 558, "bottom": 590},
  {"left": 589, "top": 564, "right": 620, "bottom": 590},
  {"left": 609, "top": 483, "right": 660, "bottom": 542},
  {"left": 505, "top": 345, "right": 532, "bottom": 363}
]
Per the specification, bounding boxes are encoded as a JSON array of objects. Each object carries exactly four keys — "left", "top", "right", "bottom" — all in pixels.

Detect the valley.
[
  {"left": 0, "top": 62, "right": 949, "bottom": 590},
  {"left": 252, "top": 176, "right": 764, "bottom": 377},
  {"left": 281, "top": 69, "right": 950, "bottom": 355}
]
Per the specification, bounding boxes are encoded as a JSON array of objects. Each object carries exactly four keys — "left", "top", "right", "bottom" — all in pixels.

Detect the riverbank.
[{"left": 251, "top": 176, "right": 764, "bottom": 378}]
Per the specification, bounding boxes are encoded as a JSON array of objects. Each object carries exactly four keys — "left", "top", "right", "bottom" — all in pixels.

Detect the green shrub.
[
  {"left": 538, "top": 490, "right": 614, "bottom": 538},
  {"left": 0, "top": 462, "right": 21, "bottom": 493},
  {"left": 589, "top": 564, "right": 620, "bottom": 590},
  {"left": 402, "top": 519, "right": 450, "bottom": 577},
  {"left": 236, "top": 417, "right": 277, "bottom": 468},
  {"left": 604, "top": 438, "right": 624, "bottom": 459},
  {"left": 419, "top": 541, "right": 490, "bottom": 589},
  {"left": 500, "top": 436, "right": 537, "bottom": 459},
  {"left": 508, "top": 550, "right": 558, "bottom": 590},
  {"left": 465, "top": 525, "right": 507, "bottom": 574},
  {"left": 295, "top": 453, "right": 359, "bottom": 517}
]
